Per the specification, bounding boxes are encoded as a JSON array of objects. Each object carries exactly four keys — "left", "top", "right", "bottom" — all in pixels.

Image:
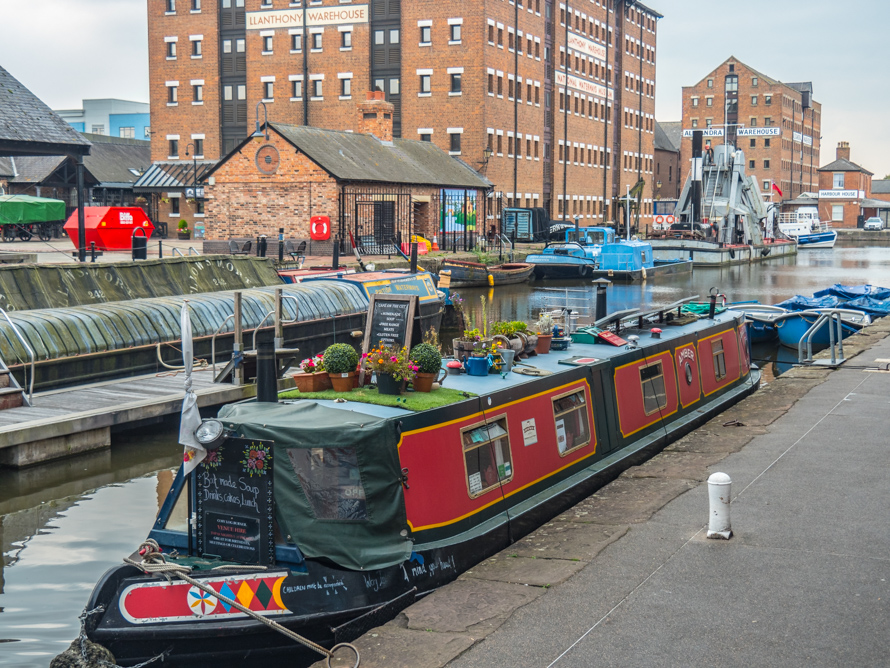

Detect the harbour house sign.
[{"left": 247, "top": 5, "right": 368, "bottom": 29}]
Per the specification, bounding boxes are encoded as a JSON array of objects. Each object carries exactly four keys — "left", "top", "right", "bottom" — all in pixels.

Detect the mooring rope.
[{"left": 123, "top": 540, "right": 360, "bottom": 668}]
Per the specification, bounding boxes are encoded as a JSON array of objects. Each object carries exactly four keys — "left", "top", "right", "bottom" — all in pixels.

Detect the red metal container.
[{"left": 64, "top": 207, "right": 155, "bottom": 251}]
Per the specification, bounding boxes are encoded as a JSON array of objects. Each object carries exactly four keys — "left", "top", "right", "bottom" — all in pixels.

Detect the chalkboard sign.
[
  {"left": 196, "top": 438, "right": 275, "bottom": 565},
  {"left": 363, "top": 293, "right": 418, "bottom": 354}
]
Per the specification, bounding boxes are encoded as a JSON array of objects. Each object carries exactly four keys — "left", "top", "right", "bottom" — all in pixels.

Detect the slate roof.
[
  {"left": 0, "top": 65, "right": 91, "bottom": 157},
  {"left": 134, "top": 160, "right": 219, "bottom": 191},
  {"left": 0, "top": 157, "right": 14, "bottom": 177},
  {"left": 818, "top": 158, "right": 873, "bottom": 175},
  {"left": 871, "top": 179, "right": 890, "bottom": 194},
  {"left": 8, "top": 133, "right": 150, "bottom": 188},
  {"left": 860, "top": 198, "right": 890, "bottom": 209},
  {"left": 211, "top": 123, "right": 492, "bottom": 189},
  {"left": 654, "top": 121, "right": 680, "bottom": 153}
]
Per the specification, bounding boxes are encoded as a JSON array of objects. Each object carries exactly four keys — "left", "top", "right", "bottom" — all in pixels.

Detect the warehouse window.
[
  {"left": 832, "top": 205, "right": 843, "bottom": 221},
  {"left": 119, "top": 127, "right": 135, "bottom": 139},
  {"left": 166, "top": 41, "right": 176, "bottom": 58},
  {"left": 167, "top": 85, "right": 178, "bottom": 104},
  {"left": 311, "top": 32, "right": 322, "bottom": 50},
  {"left": 461, "top": 416, "right": 513, "bottom": 498},
  {"left": 166, "top": 0, "right": 175, "bottom": 12},
  {"left": 420, "top": 25, "right": 431, "bottom": 45},
  {"left": 450, "top": 132, "right": 461, "bottom": 153},
  {"left": 450, "top": 24, "right": 461, "bottom": 43},
  {"left": 833, "top": 172, "right": 844, "bottom": 188},
  {"left": 191, "top": 39, "right": 202, "bottom": 57},
  {"left": 341, "top": 31, "right": 352, "bottom": 49},
  {"left": 170, "top": 198, "right": 180, "bottom": 215},
  {"left": 419, "top": 74, "right": 431, "bottom": 94},
  {"left": 263, "top": 35, "right": 273, "bottom": 53},
  {"left": 263, "top": 81, "right": 274, "bottom": 100},
  {"left": 291, "top": 79, "right": 302, "bottom": 99},
  {"left": 552, "top": 389, "right": 591, "bottom": 455},
  {"left": 291, "top": 33, "right": 302, "bottom": 51},
  {"left": 340, "top": 77, "right": 351, "bottom": 98},
  {"left": 312, "top": 79, "right": 322, "bottom": 98},
  {"left": 450, "top": 73, "right": 462, "bottom": 94}
]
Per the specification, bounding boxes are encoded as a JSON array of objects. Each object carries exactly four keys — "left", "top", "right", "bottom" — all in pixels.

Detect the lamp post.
[
  {"left": 656, "top": 180, "right": 662, "bottom": 199},
  {"left": 252, "top": 101, "right": 270, "bottom": 140}
]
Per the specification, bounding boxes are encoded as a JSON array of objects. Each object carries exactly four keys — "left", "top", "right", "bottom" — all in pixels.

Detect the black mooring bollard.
[
  {"left": 90, "top": 242, "right": 97, "bottom": 263},
  {"left": 255, "top": 331, "right": 278, "bottom": 403},
  {"left": 332, "top": 235, "right": 340, "bottom": 269},
  {"left": 278, "top": 227, "right": 284, "bottom": 263},
  {"left": 410, "top": 242, "right": 418, "bottom": 274}
]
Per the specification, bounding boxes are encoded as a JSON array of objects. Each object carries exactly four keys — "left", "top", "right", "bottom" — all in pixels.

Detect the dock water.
[{"left": 314, "top": 317, "right": 890, "bottom": 668}]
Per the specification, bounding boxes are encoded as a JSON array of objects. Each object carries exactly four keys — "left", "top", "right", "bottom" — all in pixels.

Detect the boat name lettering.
[{"left": 678, "top": 348, "right": 695, "bottom": 362}]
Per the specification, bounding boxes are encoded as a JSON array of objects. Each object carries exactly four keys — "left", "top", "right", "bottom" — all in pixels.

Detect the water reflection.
[{"left": 0, "top": 427, "right": 181, "bottom": 666}]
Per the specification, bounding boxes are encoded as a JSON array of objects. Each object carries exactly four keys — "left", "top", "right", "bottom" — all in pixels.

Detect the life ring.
[
  {"left": 579, "top": 264, "right": 589, "bottom": 277},
  {"left": 655, "top": 215, "right": 665, "bottom": 225}
]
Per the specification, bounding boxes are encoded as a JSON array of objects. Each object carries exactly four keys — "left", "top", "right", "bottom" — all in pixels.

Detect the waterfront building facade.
[
  {"left": 680, "top": 57, "right": 821, "bottom": 204},
  {"left": 147, "top": 0, "right": 660, "bottom": 233}
]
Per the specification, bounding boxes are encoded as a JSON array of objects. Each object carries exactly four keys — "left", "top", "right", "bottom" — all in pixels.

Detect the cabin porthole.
[{"left": 685, "top": 362, "right": 694, "bottom": 385}]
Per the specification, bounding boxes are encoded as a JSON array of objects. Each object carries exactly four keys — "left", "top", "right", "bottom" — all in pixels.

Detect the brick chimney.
[
  {"left": 837, "top": 141, "right": 850, "bottom": 162},
  {"left": 356, "top": 90, "right": 394, "bottom": 142}
]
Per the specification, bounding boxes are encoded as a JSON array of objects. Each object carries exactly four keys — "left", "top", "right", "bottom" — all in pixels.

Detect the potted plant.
[
  {"left": 409, "top": 343, "right": 442, "bottom": 393},
  {"left": 452, "top": 295, "right": 494, "bottom": 357},
  {"left": 534, "top": 312, "right": 555, "bottom": 354},
  {"left": 323, "top": 343, "right": 359, "bottom": 392},
  {"left": 292, "top": 353, "right": 331, "bottom": 393},
  {"left": 363, "top": 342, "right": 417, "bottom": 395},
  {"left": 177, "top": 219, "right": 190, "bottom": 240}
]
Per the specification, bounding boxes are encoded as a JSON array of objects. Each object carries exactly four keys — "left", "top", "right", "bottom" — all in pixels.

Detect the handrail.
[
  {"left": 171, "top": 247, "right": 184, "bottom": 257},
  {"left": 188, "top": 247, "right": 201, "bottom": 256},
  {"left": 211, "top": 314, "right": 236, "bottom": 376},
  {"left": 0, "top": 308, "right": 34, "bottom": 404},
  {"left": 798, "top": 310, "right": 845, "bottom": 365},
  {"left": 250, "top": 296, "right": 300, "bottom": 353}
]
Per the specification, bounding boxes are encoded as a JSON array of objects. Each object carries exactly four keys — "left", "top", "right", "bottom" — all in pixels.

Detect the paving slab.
[
  {"left": 551, "top": 475, "right": 696, "bottom": 525},
  {"left": 509, "top": 522, "right": 629, "bottom": 561},
  {"left": 461, "top": 554, "right": 586, "bottom": 588},
  {"left": 623, "top": 450, "right": 730, "bottom": 481},
  {"left": 310, "top": 624, "right": 474, "bottom": 668},
  {"left": 401, "top": 579, "right": 545, "bottom": 637}
]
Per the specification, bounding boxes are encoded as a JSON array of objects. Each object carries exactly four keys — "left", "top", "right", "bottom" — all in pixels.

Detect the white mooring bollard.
[{"left": 706, "top": 472, "right": 733, "bottom": 539}]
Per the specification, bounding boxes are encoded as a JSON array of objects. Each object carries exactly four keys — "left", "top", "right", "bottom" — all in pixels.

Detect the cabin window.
[
  {"left": 711, "top": 339, "right": 727, "bottom": 380},
  {"left": 640, "top": 362, "right": 667, "bottom": 415},
  {"left": 287, "top": 447, "right": 368, "bottom": 520},
  {"left": 461, "top": 416, "right": 513, "bottom": 497},
  {"left": 552, "top": 389, "right": 591, "bottom": 455}
]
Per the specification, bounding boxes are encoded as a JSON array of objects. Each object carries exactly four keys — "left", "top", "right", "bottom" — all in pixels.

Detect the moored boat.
[
  {"left": 774, "top": 309, "right": 867, "bottom": 349},
  {"left": 439, "top": 259, "right": 534, "bottom": 288},
  {"left": 777, "top": 207, "right": 837, "bottom": 249},
  {"left": 725, "top": 303, "right": 789, "bottom": 343},
  {"left": 81, "top": 297, "right": 760, "bottom": 665}
]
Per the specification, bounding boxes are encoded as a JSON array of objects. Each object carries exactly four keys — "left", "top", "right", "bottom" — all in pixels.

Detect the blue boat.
[
  {"left": 526, "top": 227, "right": 692, "bottom": 282},
  {"left": 774, "top": 309, "right": 869, "bottom": 349},
  {"left": 525, "top": 226, "right": 615, "bottom": 278},
  {"left": 726, "top": 304, "right": 788, "bottom": 343}
]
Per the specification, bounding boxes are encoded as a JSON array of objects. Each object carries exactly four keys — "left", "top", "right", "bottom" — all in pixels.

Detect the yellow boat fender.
[{"left": 487, "top": 273, "right": 495, "bottom": 286}]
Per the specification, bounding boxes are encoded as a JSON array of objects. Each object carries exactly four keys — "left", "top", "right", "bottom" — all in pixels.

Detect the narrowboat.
[
  {"left": 439, "top": 259, "right": 534, "bottom": 288},
  {"left": 82, "top": 298, "right": 759, "bottom": 665}
]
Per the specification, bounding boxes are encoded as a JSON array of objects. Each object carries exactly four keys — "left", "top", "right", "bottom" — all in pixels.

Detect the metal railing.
[
  {"left": 250, "top": 295, "right": 300, "bottom": 353},
  {"left": 798, "top": 310, "right": 846, "bottom": 365},
  {"left": 210, "top": 314, "right": 236, "bottom": 376},
  {"left": 0, "top": 308, "right": 34, "bottom": 405},
  {"left": 171, "top": 246, "right": 202, "bottom": 257}
]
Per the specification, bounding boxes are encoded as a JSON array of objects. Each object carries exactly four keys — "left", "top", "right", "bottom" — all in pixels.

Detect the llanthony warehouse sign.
[{"left": 247, "top": 5, "right": 368, "bottom": 29}]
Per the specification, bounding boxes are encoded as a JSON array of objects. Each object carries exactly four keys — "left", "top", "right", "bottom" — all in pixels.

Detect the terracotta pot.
[
  {"left": 535, "top": 334, "right": 553, "bottom": 354},
  {"left": 292, "top": 371, "right": 331, "bottom": 393},
  {"left": 329, "top": 371, "right": 355, "bottom": 392},
  {"left": 412, "top": 371, "right": 437, "bottom": 393},
  {"left": 376, "top": 373, "right": 405, "bottom": 395}
]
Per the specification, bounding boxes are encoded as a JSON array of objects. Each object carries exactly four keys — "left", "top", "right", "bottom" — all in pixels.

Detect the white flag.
[{"left": 179, "top": 301, "right": 205, "bottom": 475}]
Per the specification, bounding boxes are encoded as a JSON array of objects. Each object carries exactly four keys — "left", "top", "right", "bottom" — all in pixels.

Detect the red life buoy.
[
  {"left": 655, "top": 215, "right": 665, "bottom": 225},
  {"left": 310, "top": 216, "right": 331, "bottom": 241},
  {"left": 666, "top": 215, "right": 675, "bottom": 224}
]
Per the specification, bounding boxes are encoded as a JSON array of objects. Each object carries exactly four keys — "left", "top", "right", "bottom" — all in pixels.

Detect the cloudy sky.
[{"left": 1, "top": 0, "right": 887, "bottom": 178}]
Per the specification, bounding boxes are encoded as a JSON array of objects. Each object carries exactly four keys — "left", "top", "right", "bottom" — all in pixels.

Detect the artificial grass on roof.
[{"left": 278, "top": 386, "right": 475, "bottom": 411}]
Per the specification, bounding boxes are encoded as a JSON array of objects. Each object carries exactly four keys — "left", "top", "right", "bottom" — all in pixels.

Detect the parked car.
[{"left": 864, "top": 217, "right": 885, "bottom": 230}]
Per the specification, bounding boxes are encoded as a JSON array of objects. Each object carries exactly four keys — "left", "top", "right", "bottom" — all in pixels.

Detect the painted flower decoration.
[{"left": 243, "top": 442, "right": 271, "bottom": 477}]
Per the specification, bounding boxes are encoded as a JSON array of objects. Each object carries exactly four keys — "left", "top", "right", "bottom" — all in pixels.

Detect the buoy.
[
  {"left": 706, "top": 472, "right": 733, "bottom": 539},
  {"left": 487, "top": 273, "right": 495, "bottom": 286}
]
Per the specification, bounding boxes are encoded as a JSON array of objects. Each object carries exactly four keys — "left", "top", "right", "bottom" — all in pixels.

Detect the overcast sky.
[{"left": 1, "top": 0, "right": 887, "bottom": 178}]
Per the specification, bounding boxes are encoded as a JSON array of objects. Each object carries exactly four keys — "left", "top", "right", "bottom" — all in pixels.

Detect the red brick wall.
[{"left": 654, "top": 148, "right": 680, "bottom": 199}]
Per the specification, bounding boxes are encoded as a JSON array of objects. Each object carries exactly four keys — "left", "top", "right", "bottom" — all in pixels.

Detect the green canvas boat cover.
[
  {"left": 0, "top": 255, "right": 281, "bottom": 312},
  {"left": 0, "top": 195, "right": 66, "bottom": 225},
  {"left": 0, "top": 280, "right": 368, "bottom": 362},
  {"left": 217, "top": 401, "right": 412, "bottom": 571}
]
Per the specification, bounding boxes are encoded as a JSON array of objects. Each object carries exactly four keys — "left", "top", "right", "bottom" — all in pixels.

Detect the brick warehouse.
[
  {"left": 680, "top": 57, "right": 821, "bottom": 204},
  {"left": 146, "top": 0, "right": 660, "bottom": 235},
  {"left": 202, "top": 92, "right": 491, "bottom": 248}
]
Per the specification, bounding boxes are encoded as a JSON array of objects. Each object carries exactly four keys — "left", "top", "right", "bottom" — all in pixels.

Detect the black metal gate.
[{"left": 340, "top": 188, "right": 413, "bottom": 256}]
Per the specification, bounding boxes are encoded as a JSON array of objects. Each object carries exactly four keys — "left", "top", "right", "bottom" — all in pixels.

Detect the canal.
[{"left": 2, "top": 246, "right": 890, "bottom": 666}]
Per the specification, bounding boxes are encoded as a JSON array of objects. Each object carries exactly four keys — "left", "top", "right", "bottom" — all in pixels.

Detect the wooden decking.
[{"left": 0, "top": 367, "right": 277, "bottom": 466}]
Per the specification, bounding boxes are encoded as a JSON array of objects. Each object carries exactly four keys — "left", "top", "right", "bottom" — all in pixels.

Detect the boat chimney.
[
  {"left": 256, "top": 331, "right": 279, "bottom": 403},
  {"left": 691, "top": 130, "right": 703, "bottom": 224},
  {"left": 594, "top": 278, "right": 611, "bottom": 320}
]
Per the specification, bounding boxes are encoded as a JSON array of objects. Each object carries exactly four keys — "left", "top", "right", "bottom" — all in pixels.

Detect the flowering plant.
[
  {"left": 460, "top": 328, "right": 482, "bottom": 342},
  {"left": 299, "top": 353, "right": 325, "bottom": 374},
  {"left": 362, "top": 342, "right": 418, "bottom": 382}
]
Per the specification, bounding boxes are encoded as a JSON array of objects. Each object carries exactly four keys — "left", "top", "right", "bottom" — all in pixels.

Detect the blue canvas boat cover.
[
  {"left": 813, "top": 284, "right": 890, "bottom": 301},
  {"left": 841, "top": 296, "right": 890, "bottom": 317},
  {"left": 775, "top": 295, "right": 839, "bottom": 312}
]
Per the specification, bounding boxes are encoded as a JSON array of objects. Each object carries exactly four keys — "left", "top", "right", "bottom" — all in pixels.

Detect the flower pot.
[
  {"left": 177, "top": 231, "right": 191, "bottom": 240},
  {"left": 376, "top": 373, "right": 405, "bottom": 395},
  {"left": 292, "top": 371, "right": 331, "bottom": 393},
  {"left": 535, "top": 334, "right": 553, "bottom": 354},
  {"left": 329, "top": 371, "right": 355, "bottom": 392},
  {"left": 464, "top": 355, "right": 492, "bottom": 377},
  {"left": 412, "top": 371, "right": 437, "bottom": 393}
]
